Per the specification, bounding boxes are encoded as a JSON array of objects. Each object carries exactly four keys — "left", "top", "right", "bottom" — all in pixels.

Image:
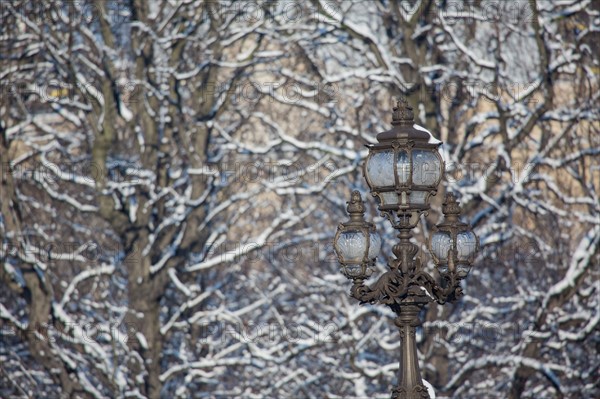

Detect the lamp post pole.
[{"left": 334, "top": 99, "right": 479, "bottom": 399}]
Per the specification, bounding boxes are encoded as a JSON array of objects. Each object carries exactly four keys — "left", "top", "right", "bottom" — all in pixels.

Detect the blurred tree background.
[{"left": 0, "top": 1, "right": 598, "bottom": 398}]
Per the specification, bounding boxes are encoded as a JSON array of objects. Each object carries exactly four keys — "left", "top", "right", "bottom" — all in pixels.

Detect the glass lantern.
[
  {"left": 364, "top": 98, "right": 443, "bottom": 212},
  {"left": 429, "top": 193, "right": 478, "bottom": 277},
  {"left": 334, "top": 191, "right": 382, "bottom": 279}
]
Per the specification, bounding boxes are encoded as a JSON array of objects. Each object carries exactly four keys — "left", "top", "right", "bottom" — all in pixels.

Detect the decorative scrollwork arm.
[{"left": 350, "top": 269, "right": 411, "bottom": 305}]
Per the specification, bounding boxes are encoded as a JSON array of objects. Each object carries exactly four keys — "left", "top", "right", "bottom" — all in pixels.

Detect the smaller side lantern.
[
  {"left": 429, "top": 193, "right": 479, "bottom": 277},
  {"left": 334, "top": 190, "right": 382, "bottom": 279}
]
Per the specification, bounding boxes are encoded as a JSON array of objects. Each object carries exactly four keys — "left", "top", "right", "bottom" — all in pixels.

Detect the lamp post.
[{"left": 334, "top": 99, "right": 478, "bottom": 399}]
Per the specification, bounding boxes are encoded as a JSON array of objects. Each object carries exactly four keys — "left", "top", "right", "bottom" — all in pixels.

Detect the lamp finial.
[
  {"left": 347, "top": 190, "right": 366, "bottom": 216},
  {"left": 392, "top": 97, "right": 414, "bottom": 125}
]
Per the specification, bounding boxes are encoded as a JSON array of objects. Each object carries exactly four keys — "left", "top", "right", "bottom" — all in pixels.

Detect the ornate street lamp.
[{"left": 334, "top": 99, "right": 478, "bottom": 399}]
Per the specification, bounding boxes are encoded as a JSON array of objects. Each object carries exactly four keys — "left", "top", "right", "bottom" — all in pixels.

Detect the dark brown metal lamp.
[{"left": 334, "top": 98, "right": 478, "bottom": 399}]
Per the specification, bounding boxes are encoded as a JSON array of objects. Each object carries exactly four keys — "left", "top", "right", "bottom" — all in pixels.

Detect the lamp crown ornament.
[
  {"left": 391, "top": 97, "right": 414, "bottom": 126},
  {"left": 347, "top": 190, "right": 366, "bottom": 218},
  {"left": 442, "top": 192, "right": 461, "bottom": 218},
  {"left": 334, "top": 97, "right": 478, "bottom": 399}
]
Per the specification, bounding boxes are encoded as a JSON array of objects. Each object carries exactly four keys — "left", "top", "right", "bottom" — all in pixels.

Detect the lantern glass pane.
[
  {"left": 431, "top": 231, "right": 452, "bottom": 262},
  {"left": 381, "top": 192, "right": 397, "bottom": 205},
  {"left": 457, "top": 231, "right": 477, "bottom": 261},
  {"left": 409, "top": 191, "right": 427, "bottom": 205},
  {"left": 366, "top": 151, "right": 395, "bottom": 187},
  {"left": 412, "top": 150, "right": 441, "bottom": 186},
  {"left": 368, "top": 232, "right": 382, "bottom": 259},
  {"left": 336, "top": 231, "right": 367, "bottom": 262},
  {"left": 397, "top": 150, "right": 410, "bottom": 184}
]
